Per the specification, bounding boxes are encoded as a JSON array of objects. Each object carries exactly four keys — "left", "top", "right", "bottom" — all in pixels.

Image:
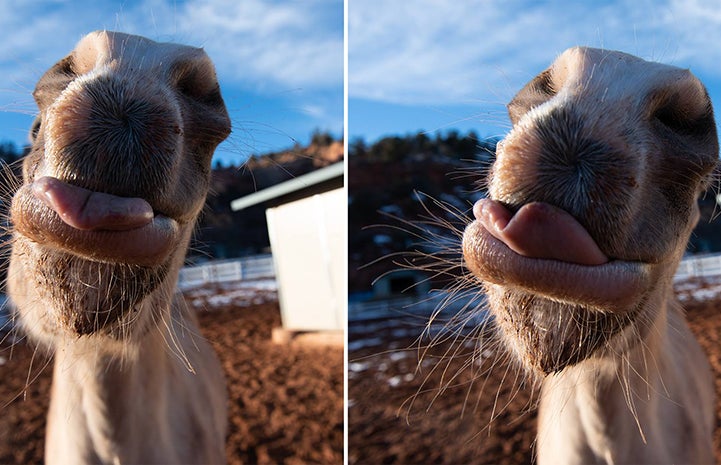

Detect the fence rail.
[
  {"left": 177, "top": 254, "right": 275, "bottom": 288},
  {"left": 674, "top": 252, "right": 721, "bottom": 281}
]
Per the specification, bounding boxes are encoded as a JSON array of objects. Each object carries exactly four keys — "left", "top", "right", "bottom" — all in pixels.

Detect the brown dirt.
[
  {"left": 349, "top": 284, "right": 721, "bottom": 464},
  {"left": 0, "top": 296, "right": 343, "bottom": 464}
]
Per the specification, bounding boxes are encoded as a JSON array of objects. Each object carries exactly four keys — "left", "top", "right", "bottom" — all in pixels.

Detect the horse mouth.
[
  {"left": 11, "top": 176, "right": 180, "bottom": 267},
  {"left": 462, "top": 198, "right": 654, "bottom": 312}
]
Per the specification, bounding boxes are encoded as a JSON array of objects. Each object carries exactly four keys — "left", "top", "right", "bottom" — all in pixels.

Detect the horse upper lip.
[
  {"left": 474, "top": 198, "right": 608, "bottom": 266},
  {"left": 31, "top": 176, "right": 157, "bottom": 232}
]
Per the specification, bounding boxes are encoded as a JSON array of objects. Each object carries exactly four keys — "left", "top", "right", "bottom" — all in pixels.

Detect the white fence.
[
  {"left": 674, "top": 252, "right": 721, "bottom": 281},
  {"left": 177, "top": 254, "right": 275, "bottom": 288},
  {"left": 348, "top": 296, "right": 419, "bottom": 322}
]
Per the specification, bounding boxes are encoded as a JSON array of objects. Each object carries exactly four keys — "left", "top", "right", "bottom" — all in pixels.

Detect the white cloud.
[
  {"left": 300, "top": 104, "right": 328, "bottom": 119},
  {"left": 349, "top": 0, "right": 721, "bottom": 106},
  {"left": 653, "top": 0, "right": 721, "bottom": 68},
  {"left": 172, "top": 0, "right": 343, "bottom": 90}
]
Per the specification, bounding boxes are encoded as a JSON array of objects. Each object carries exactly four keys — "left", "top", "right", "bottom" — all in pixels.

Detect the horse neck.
[
  {"left": 45, "top": 298, "right": 178, "bottom": 465},
  {"left": 536, "top": 292, "right": 671, "bottom": 464}
]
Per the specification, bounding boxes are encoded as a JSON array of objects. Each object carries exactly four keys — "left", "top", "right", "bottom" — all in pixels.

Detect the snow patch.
[
  {"left": 674, "top": 275, "right": 721, "bottom": 303},
  {"left": 181, "top": 279, "right": 278, "bottom": 309}
]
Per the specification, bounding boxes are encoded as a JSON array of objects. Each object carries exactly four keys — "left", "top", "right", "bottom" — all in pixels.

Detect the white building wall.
[{"left": 265, "top": 188, "right": 345, "bottom": 331}]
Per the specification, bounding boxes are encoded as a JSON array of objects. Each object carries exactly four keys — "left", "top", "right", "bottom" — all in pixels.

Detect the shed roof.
[{"left": 230, "top": 161, "right": 344, "bottom": 211}]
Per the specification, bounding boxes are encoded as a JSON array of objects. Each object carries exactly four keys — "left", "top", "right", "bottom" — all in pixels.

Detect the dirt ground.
[
  {"left": 0, "top": 289, "right": 343, "bottom": 464},
  {"left": 349, "top": 279, "right": 721, "bottom": 465}
]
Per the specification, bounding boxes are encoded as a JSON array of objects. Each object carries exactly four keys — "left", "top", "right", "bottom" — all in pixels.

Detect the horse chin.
[{"left": 13, "top": 237, "right": 170, "bottom": 338}]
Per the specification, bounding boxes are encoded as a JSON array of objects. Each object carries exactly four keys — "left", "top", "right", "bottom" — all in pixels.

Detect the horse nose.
[{"left": 44, "top": 73, "right": 183, "bottom": 196}]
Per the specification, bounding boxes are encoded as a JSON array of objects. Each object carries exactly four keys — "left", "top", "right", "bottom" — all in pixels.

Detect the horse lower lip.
[
  {"left": 11, "top": 184, "right": 180, "bottom": 266},
  {"left": 462, "top": 220, "right": 652, "bottom": 311}
]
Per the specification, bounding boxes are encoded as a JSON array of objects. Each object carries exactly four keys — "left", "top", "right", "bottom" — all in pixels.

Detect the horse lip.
[
  {"left": 462, "top": 220, "right": 653, "bottom": 312},
  {"left": 11, "top": 183, "right": 181, "bottom": 267}
]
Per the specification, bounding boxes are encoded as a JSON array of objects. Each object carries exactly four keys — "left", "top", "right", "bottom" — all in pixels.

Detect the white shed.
[{"left": 231, "top": 162, "right": 345, "bottom": 340}]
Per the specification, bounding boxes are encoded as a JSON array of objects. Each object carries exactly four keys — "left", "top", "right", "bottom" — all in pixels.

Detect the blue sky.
[
  {"left": 0, "top": 0, "right": 343, "bottom": 165},
  {"left": 349, "top": 0, "right": 721, "bottom": 144}
]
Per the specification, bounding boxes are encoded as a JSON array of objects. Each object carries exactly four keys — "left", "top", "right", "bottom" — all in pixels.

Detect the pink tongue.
[
  {"left": 475, "top": 199, "right": 608, "bottom": 265},
  {"left": 32, "top": 176, "right": 154, "bottom": 231}
]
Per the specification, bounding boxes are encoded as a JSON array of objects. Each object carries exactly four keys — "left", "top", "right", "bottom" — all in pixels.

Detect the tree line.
[{"left": 350, "top": 129, "right": 498, "bottom": 163}]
